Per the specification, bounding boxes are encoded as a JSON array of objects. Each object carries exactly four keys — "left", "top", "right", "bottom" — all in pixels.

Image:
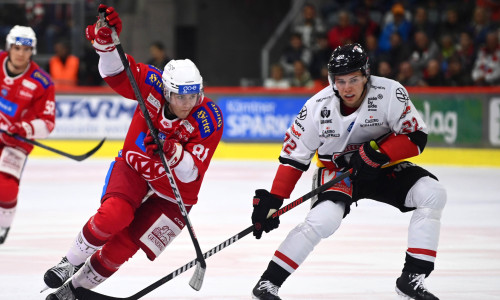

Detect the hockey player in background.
[
  {"left": 0, "top": 25, "right": 56, "bottom": 245},
  {"left": 251, "top": 44, "right": 446, "bottom": 300},
  {"left": 43, "top": 5, "right": 223, "bottom": 300}
]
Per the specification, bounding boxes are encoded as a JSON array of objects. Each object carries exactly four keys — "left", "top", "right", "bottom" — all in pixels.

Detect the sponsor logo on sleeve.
[
  {"left": 207, "top": 101, "right": 222, "bottom": 130},
  {"left": 145, "top": 71, "right": 163, "bottom": 95},
  {"left": 31, "top": 70, "right": 51, "bottom": 88},
  {"left": 194, "top": 106, "right": 214, "bottom": 138}
]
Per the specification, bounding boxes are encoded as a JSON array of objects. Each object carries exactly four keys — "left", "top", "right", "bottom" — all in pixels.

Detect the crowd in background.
[
  {"left": 265, "top": 0, "right": 500, "bottom": 89},
  {"left": 1, "top": 0, "right": 499, "bottom": 89}
]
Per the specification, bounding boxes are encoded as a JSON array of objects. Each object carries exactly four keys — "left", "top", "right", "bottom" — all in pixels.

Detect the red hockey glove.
[
  {"left": 1, "top": 122, "right": 32, "bottom": 146},
  {"left": 349, "top": 140, "right": 390, "bottom": 181},
  {"left": 85, "top": 5, "right": 122, "bottom": 52},
  {"left": 168, "top": 122, "right": 193, "bottom": 144},
  {"left": 144, "top": 130, "right": 184, "bottom": 168},
  {"left": 251, "top": 189, "right": 283, "bottom": 239}
]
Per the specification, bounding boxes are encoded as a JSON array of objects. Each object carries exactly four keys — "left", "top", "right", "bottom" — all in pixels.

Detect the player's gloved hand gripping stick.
[
  {"left": 75, "top": 169, "right": 352, "bottom": 300},
  {"left": 92, "top": 5, "right": 207, "bottom": 291}
]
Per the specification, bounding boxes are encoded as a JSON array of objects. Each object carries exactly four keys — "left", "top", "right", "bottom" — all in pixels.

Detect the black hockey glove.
[
  {"left": 251, "top": 189, "right": 283, "bottom": 239},
  {"left": 350, "top": 140, "right": 390, "bottom": 181}
]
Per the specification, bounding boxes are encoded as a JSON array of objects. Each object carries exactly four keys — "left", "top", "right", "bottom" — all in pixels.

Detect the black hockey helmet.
[{"left": 327, "top": 43, "right": 370, "bottom": 81}]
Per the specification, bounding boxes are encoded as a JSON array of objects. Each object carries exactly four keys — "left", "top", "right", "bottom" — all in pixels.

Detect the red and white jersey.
[
  {"left": 102, "top": 54, "right": 223, "bottom": 205},
  {"left": 272, "top": 76, "right": 427, "bottom": 197},
  {"left": 0, "top": 51, "right": 56, "bottom": 153}
]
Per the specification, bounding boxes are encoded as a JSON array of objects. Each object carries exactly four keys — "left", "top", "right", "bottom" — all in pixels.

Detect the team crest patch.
[
  {"left": 145, "top": 71, "right": 163, "bottom": 95},
  {"left": 194, "top": 106, "right": 214, "bottom": 138}
]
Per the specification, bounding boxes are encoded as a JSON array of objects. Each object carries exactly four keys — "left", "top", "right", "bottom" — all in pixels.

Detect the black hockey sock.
[
  {"left": 402, "top": 253, "right": 435, "bottom": 277},
  {"left": 261, "top": 261, "right": 291, "bottom": 287}
]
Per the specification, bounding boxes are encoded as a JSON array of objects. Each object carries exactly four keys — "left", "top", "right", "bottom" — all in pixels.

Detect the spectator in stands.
[
  {"left": 409, "top": 30, "right": 440, "bottom": 77},
  {"left": 446, "top": 55, "right": 473, "bottom": 86},
  {"left": 438, "top": 8, "right": 463, "bottom": 43},
  {"left": 377, "top": 60, "right": 394, "bottom": 79},
  {"left": 456, "top": 31, "right": 476, "bottom": 76},
  {"left": 439, "top": 34, "right": 456, "bottom": 71},
  {"left": 467, "top": 6, "right": 493, "bottom": 46},
  {"left": 280, "top": 33, "right": 312, "bottom": 77},
  {"left": 48, "top": 40, "right": 80, "bottom": 88},
  {"left": 421, "top": 59, "right": 446, "bottom": 86},
  {"left": 264, "top": 63, "right": 290, "bottom": 89},
  {"left": 327, "top": 10, "right": 359, "bottom": 50},
  {"left": 364, "top": 34, "right": 380, "bottom": 75},
  {"left": 290, "top": 60, "right": 314, "bottom": 88},
  {"left": 146, "top": 41, "right": 171, "bottom": 70},
  {"left": 472, "top": 30, "right": 500, "bottom": 86},
  {"left": 410, "top": 6, "right": 434, "bottom": 40},
  {"left": 396, "top": 61, "right": 421, "bottom": 87},
  {"left": 378, "top": 3, "right": 412, "bottom": 52},
  {"left": 382, "top": 31, "right": 412, "bottom": 70},
  {"left": 354, "top": 9, "right": 380, "bottom": 48},
  {"left": 309, "top": 33, "right": 332, "bottom": 80},
  {"left": 292, "top": 3, "right": 326, "bottom": 48}
]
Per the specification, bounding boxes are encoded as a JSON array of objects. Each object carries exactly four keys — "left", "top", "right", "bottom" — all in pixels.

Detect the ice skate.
[
  {"left": 44, "top": 257, "right": 83, "bottom": 288},
  {"left": 395, "top": 271, "right": 439, "bottom": 300},
  {"left": 45, "top": 281, "right": 76, "bottom": 300},
  {"left": 0, "top": 227, "right": 10, "bottom": 244},
  {"left": 252, "top": 279, "right": 282, "bottom": 300}
]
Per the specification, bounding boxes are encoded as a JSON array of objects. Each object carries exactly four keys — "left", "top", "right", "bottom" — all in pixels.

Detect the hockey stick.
[
  {"left": 75, "top": 169, "right": 352, "bottom": 300},
  {"left": 101, "top": 11, "right": 206, "bottom": 291},
  {"left": 0, "top": 129, "right": 105, "bottom": 162}
]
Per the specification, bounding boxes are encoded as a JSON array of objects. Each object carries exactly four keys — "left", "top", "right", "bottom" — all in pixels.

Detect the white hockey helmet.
[
  {"left": 162, "top": 59, "right": 204, "bottom": 105},
  {"left": 6, "top": 25, "right": 37, "bottom": 55}
]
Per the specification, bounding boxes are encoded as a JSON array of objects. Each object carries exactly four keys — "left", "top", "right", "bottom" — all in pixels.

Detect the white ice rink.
[{"left": 1, "top": 158, "right": 499, "bottom": 300}]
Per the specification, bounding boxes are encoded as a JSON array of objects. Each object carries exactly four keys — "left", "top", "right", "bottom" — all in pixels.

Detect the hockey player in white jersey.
[{"left": 251, "top": 44, "right": 446, "bottom": 300}]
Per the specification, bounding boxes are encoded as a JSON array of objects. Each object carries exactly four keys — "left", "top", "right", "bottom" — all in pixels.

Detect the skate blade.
[{"left": 40, "top": 285, "right": 50, "bottom": 293}]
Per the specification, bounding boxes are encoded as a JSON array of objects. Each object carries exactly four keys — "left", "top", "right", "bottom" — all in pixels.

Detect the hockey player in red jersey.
[
  {"left": 251, "top": 44, "right": 445, "bottom": 300},
  {"left": 43, "top": 5, "right": 223, "bottom": 300},
  {"left": 0, "top": 25, "right": 56, "bottom": 245}
]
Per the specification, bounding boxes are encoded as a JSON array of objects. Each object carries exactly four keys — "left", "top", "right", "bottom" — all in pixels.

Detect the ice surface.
[{"left": 1, "top": 158, "right": 499, "bottom": 299}]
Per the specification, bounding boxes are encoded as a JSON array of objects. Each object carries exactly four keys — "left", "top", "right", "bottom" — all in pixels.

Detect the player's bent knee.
[
  {"left": 93, "top": 197, "right": 136, "bottom": 235},
  {"left": 305, "top": 201, "right": 344, "bottom": 238},
  {"left": 408, "top": 176, "right": 447, "bottom": 211},
  {"left": 0, "top": 173, "right": 19, "bottom": 204}
]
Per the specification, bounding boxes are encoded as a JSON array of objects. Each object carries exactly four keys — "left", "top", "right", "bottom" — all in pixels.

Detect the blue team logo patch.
[
  {"left": 15, "top": 37, "right": 33, "bottom": 47},
  {"left": 31, "top": 70, "right": 51, "bottom": 88},
  {"left": 194, "top": 106, "right": 214, "bottom": 138},
  {"left": 1, "top": 89, "right": 7, "bottom": 97},
  {"left": 145, "top": 71, "right": 163, "bottom": 95},
  {"left": 136, "top": 131, "right": 147, "bottom": 153},
  {"left": 0, "top": 96, "right": 18, "bottom": 117},
  {"left": 178, "top": 84, "right": 200, "bottom": 95},
  {"left": 207, "top": 101, "right": 222, "bottom": 130}
]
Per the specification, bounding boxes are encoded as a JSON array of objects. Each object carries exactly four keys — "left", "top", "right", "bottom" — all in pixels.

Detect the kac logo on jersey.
[{"left": 178, "top": 84, "right": 200, "bottom": 95}]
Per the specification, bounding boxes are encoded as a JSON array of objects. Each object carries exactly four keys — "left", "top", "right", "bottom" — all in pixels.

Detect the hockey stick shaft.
[
  {"left": 0, "top": 129, "right": 105, "bottom": 161},
  {"left": 107, "top": 19, "right": 206, "bottom": 289},
  {"left": 75, "top": 169, "right": 352, "bottom": 300}
]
